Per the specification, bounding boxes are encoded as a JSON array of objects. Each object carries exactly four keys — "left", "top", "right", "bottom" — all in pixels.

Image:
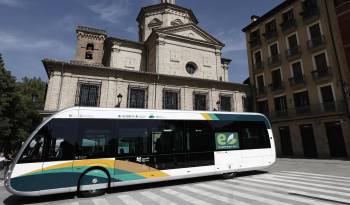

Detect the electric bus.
[{"left": 5, "top": 107, "right": 275, "bottom": 196}]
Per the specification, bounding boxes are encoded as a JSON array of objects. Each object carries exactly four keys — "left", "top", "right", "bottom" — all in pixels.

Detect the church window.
[
  {"left": 186, "top": 62, "right": 197, "bottom": 74},
  {"left": 163, "top": 89, "right": 180, "bottom": 110},
  {"left": 193, "top": 92, "right": 208, "bottom": 111},
  {"left": 128, "top": 87, "right": 147, "bottom": 108},
  {"left": 86, "top": 43, "right": 94, "bottom": 51},
  {"left": 75, "top": 82, "right": 101, "bottom": 107},
  {"left": 85, "top": 43, "right": 94, "bottom": 60},
  {"left": 220, "top": 95, "right": 232, "bottom": 112},
  {"left": 85, "top": 52, "right": 93, "bottom": 60}
]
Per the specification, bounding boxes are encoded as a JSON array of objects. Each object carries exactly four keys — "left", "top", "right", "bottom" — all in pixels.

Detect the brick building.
[
  {"left": 42, "top": 0, "right": 249, "bottom": 115},
  {"left": 243, "top": 0, "right": 350, "bottom": 159}
]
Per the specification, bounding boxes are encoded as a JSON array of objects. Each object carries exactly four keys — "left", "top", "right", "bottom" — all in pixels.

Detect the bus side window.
[
  {"left": 117, "top": 120, "right": 150, "bottom": 156},
  {"left": 18, "top": 126, "right": 47, "bottom": 163},
  {"left": 44, "top": 119, "right": 78, "bottom": 161},
  {"left": 78, "top": 119, "right": 114, "bottom": 159},
  {"left": 239, "top": 122, "right": 270, "bottom": 149}
]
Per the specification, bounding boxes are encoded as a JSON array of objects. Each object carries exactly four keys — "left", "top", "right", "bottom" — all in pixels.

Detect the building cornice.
[
  {"left": 242, "top": 0, "right": 297, "bottom": 32},
  {"left": 42, "top": 59, "right": 249, "bottom": 92}
]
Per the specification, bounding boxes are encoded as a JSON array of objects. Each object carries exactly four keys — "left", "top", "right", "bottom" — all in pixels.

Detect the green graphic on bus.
[{"left": 215, "top": 132, "right": 239, "bottom": 150}]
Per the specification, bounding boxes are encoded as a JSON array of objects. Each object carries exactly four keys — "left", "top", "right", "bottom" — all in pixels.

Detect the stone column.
[{"left": 44, "top": 71, "right": 62, "bottom": 111}]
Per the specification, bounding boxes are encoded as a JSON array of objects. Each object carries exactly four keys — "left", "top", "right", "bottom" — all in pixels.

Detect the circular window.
[{"left": 186, "top": 62, "right": 197, "bottom": 74}]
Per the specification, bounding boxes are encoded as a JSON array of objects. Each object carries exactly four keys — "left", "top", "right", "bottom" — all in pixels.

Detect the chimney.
[{"left": 251, "top": 15, "right": 260, "bottom": 22}]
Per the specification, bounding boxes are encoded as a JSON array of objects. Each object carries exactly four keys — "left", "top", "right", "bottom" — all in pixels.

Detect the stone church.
[{"left": 42, "top": 0, "right": 249, "bottom": 114}]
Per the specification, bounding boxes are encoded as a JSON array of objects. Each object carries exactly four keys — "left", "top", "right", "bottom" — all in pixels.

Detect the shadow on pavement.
[{"left": 3, "top": 170, "right": 267, "bottom": 204}]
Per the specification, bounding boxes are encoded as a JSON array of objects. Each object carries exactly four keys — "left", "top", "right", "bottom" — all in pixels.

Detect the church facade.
[{"left": 43, "top": 0, "right": 249, "bottom": 114}]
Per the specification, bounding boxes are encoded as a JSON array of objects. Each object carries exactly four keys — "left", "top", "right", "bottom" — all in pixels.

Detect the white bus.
[{"left": 5, "top": 107, "right": 275, "bottom": 196}]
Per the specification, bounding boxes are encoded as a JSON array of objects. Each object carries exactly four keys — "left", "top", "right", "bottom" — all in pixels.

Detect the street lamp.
[{"left": 116, "top": 93, "right": 123, "bottom": 108}]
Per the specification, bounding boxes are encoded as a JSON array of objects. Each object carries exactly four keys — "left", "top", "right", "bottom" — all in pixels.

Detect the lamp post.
[{"left": 116, "top": 93, "right": 123, "bottom": 108}]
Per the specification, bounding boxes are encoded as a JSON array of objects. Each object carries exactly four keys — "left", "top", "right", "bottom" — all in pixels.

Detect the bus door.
[
  {"left": 11, "top": 131, "right": 45, "bottom": 193},
  {"left": 115, "top": 120, "right": 152, "bottom": 182},
  {"left": 73, "top": 119, "right": 115, "bottom": 189},
  {"left": 41, "top": 119, "right": 78, "bottom": 193}
]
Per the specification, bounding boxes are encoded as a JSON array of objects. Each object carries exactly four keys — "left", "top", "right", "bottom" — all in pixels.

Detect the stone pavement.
[{"left": 1, "top": 158, "right": 350, "bottom": 205}]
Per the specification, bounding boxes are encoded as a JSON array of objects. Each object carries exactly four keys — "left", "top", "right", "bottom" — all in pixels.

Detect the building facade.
[
  {"left": 243, "top": 0, "right": 350, "bottom": 159},
  {"left": 43, "top": 0, "right": 249, "bottom": 116}
]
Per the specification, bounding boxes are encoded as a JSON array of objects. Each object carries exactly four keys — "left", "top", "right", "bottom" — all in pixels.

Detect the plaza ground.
[{"left": 1, "top": 158, "right": 350, "bottom": 205}]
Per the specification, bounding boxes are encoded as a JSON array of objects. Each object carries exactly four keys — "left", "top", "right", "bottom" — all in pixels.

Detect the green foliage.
[{"left": 0, "top": 53, "right": 46, "bottom": 156}]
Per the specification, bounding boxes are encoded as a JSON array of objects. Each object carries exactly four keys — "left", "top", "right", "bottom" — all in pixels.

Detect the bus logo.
[{"left": 215, "top": 132, "right": 239, "bottom": 150}]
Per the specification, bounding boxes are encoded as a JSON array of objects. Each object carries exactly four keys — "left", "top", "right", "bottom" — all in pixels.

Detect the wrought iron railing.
[
  {"left": 286, "top": 46, "right": 301, "bottom": 59},
  {"left": 263, "top": 30, "right": 278, "bottom": 41},
  {"left": 307, "top": 35, "right": 326, "bottom": 49},
  {"left": 266, "top": 101, "right": 346, "bottom": 120},
  {"left": 311, "top": 67, "right": 332, "bottom": 80},
  {"left": 253, "top": 61, "right": 264, "bottom": 72},
  {"left": 268, "top": 54, "right": 281, "bottom": 67},
  {"left": 289, "top": 75, "right": 306, "bottom": 86},
  {"left": 280, "top": 19, "right": 297, "bottom": 32},
  {"left": 268, "top": 82, "right": 285, "bottom": 92},
  {"left": 249, "top": 38, "right": 261, "bottom": 48},
  {"left": 300, "top": 7, "right": 320, "bottom": 21}
]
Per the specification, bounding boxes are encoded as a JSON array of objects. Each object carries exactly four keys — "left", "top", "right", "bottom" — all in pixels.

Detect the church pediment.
[
  {"left": 156, "top": 24, "right": 224, "bottom": 46},
  {"left": 148, "top": 18, "right": 162, "bottom": 27}
]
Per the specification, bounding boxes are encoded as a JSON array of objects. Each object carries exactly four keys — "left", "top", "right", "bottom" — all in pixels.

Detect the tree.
[
  {"left": 0, "top": 54, "right": 47, "bottom": 156},
  {"left": 0, "top": 53, "right": 17, "bottom": 155}
]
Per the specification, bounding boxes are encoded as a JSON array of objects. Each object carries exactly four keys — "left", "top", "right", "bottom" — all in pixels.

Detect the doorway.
[
  {"left": 279, "top": 126, "right": 293, "bottom": 156},
  {"left": 325, "top": 121, "right": 347, "bottom": 158},
  {"left": 300, "top": 124, "right": 318, "bottom": 158}
]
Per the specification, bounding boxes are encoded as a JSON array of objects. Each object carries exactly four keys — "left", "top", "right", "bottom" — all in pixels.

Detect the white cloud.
[
  {"left": 125, "top": 26, "right": 137, "bottom": 34},
  {"left": 0, "top": 0, "right": 23, "bottom": 7},
  {"left": 85, "top": 0, "right": 130, "bottom": 24},
  {"left": 216, "top": 28, "right": 246, "bottom": 53},
  {"left": 56, "top": 15, "right": 80, "bottom": 32},
  {"left": 0, "top": 31, "right": 71, "bottom": 53}
]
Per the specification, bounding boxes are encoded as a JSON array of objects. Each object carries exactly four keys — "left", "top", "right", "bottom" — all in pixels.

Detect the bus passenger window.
[
  {"left": 151, "top": 121, "right": 185, "bottom": 154},
  {"left": 118, "top": 127, "right": 149, "bottom": 155},
  {"left": 45, "top": 119, "right": 78, "bottom": 161},
  {"left": 18, "top": 127, "right": 46, "bottom": 163},
  {"left": 78, "top": 120, "right": 114, "bottom": 159},
  {"left": 239, "top": 122, "right": 270, "bottom": 149}
]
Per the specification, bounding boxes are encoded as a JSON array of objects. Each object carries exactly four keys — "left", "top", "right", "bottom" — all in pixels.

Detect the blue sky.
[{"left": 0, "top": 0, "right": 283, "bottom": 83}]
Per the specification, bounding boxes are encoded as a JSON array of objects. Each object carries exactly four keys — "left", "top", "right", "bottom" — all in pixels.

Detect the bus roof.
[{"left": 50, "top": 107, "right": 271, "bottom": 129}]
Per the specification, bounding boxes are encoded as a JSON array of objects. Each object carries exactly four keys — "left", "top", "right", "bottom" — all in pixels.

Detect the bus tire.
[
  {"left": 78, "top": 168, "right": 110, "bottom": 197},
  {"left": 222, "top": 172, "right": 237, "bottom": 179}
]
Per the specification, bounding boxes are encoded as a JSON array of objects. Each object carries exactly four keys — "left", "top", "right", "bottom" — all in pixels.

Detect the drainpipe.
[{"left": 324, "top": 0, "right": 350, "bottom": 118}]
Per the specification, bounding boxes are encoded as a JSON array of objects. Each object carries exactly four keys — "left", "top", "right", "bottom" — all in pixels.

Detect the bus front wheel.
[
  {"left": 222, "top": 172, "right": 237, "bottom": 179},
  {"left": 78, "top": 168, "right": 110, "bottom": 197}
]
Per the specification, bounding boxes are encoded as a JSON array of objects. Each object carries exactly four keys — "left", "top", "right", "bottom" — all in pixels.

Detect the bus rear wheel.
[
  {"left": 78, "top": 169, "right": 110, "bottom": 197},
  {"left": 222, "top": 172, "right": 237, "bottom": 179}
]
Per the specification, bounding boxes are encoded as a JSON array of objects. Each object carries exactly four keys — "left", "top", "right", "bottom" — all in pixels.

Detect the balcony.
[
  {"left": 307, "top": 35, "right": 326, "bottom": 51},
  {"left": 268, "top": 82, "right": 285, "bottom": 92},
  {"left": 300, "top": 7, "right": 320, "bottom": 23},
  {"left": 263, "top": 30, "right": 278, "bottom": 42},
  {"left": 280, "top": 19, "right": 297, "bottom": 33},
  {"left": 289, "top": 75, "right": 306, "bottom": 87},
  {"left": 249, "top": 38, "right": 261, "bottom": 49},
  {"left": 268, "top": 101, "right": 346, "bottom": 121},
  {"left": 256, "top": 86, "right": 267, "bottom": 96},
  {"left": 286, "top": 46, "right": 301, "bottom": 61},
  {"left": 267, "top": 54, "right": 281, "bottom": 68},
  {"left": 311, "top": 67, "right": 332, "bottom": 82},
  {"left": 253, "top": 62, "right": 264, "bottom": 73}
]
